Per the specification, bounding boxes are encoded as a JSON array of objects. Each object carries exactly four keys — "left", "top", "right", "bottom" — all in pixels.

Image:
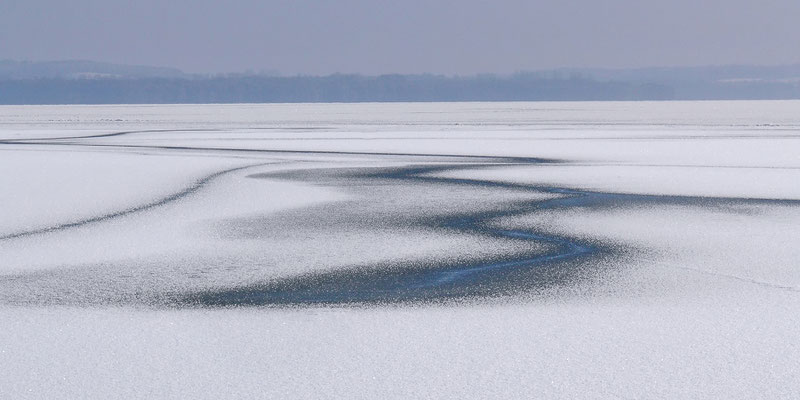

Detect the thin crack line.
[
  {"left": 0, "top": 162, "right": 273, "bottom": 242},
  {"left": 642, "top": 257, "right": 800, "bottom": 293}
]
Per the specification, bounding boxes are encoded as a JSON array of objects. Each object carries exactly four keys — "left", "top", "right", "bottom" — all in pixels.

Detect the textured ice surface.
[
  {"left": 0, "top": 148, "right": 245, "bottom": 234},
  {"left": 2, "top": 101, "right": 800, "bottom": 399},
  {"left": 431, "top": 163, "right": 800, "bottom": 199}
]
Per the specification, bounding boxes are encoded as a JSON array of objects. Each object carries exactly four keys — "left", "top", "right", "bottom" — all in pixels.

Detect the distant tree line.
[{"left": 0, "top": 74, "right": 676, "bottom": 104}]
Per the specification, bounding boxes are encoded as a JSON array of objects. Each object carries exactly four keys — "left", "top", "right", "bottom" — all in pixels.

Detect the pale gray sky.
[{"left": 2, "top": 0, "right": 799, "bottom": 75}]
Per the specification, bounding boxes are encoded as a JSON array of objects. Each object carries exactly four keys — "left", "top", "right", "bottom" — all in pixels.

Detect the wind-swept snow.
[{"left": 2, "top": 101, "right": 800, "bottom": 399}]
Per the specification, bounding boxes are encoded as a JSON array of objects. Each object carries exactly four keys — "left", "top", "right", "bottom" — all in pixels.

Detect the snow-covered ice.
[{"left": 1, "top": 101, "right": 799, "bottom": 399}]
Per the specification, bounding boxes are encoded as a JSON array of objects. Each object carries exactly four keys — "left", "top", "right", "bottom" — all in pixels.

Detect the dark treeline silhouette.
[
  {"left": 562, "top": 64, "right": 800, "bottom": 100},
  {"left": 0, "top": 74, "right": 674, "bottom": 105},
  {"left": 3, "top": 67, "right": 800, "bottom": 104}
]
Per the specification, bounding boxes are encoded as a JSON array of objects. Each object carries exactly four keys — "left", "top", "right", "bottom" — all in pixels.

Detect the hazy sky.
[{"left": 2, "top": 0, "right": 799, "bottom": 75}]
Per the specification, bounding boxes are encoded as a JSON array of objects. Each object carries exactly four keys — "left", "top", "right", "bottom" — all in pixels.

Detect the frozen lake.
[{"left": 1, "top": 101, "right": 799, "bottom": 398}]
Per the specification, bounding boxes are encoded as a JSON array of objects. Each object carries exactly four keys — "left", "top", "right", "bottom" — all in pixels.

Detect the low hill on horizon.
[
  {"left": 0, "top": 60, "right": 189, "bottom": 80},
  {"left": 1, "top": 60, "right": 798, "bottom": 104}
]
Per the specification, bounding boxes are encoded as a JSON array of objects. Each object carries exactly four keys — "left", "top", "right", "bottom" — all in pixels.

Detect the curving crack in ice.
[
  {"left": 178, "top": 162, "right": 800, "bottom": 307},
  {"left": 4, "top": 129, "right": 800, "bottom": 307},
  {"left": 0, "top": 163, "right": 270, "bottom": 241}
]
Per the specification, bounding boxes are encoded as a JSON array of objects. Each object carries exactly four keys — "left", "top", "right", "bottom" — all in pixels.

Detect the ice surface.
[
  {"left": 2, "top": 298, "right": 799, "bottom": 400},
  {"left": 0, "top": 147, "right": 246, "bottom": 235},
  {"left": 430, "top": 163, "right": 800, "bottom": 199},
  {"left": 2, "top": 101, "right": 800, "bottom": 399}
]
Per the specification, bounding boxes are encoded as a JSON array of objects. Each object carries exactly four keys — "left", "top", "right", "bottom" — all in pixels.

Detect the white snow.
[
  {"left": 2, "top": 101, "right": 800, "bottom": 399},
  {"left": 0, "top": 147, "right": 247, "bottom": 235}
]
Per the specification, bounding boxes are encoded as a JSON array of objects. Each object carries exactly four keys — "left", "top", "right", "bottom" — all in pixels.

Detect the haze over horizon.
[{"left": 3, "top": 0, "right": 799, "bottom": 76}]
